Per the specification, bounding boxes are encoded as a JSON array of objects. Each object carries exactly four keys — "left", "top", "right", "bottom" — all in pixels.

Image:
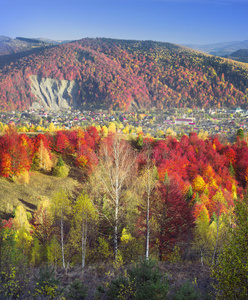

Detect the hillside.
[
  {"left": 229, "top": 49, "right": 248, "bottom": 63},
  {"left": 0, "top": 171, "right": 81, "bottom": 219},
  {"left": 0, "top": 38, "right": 248, "bottom": 112},
  {"left": 0, "top": 128, "right": 247, "bottom": 298}
]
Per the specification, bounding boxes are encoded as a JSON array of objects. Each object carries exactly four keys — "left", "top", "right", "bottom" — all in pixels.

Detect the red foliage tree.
[
  {"left": 54, "top": 131, "right": 73, "bottom": 155},
  {"left": 151, "top": 176, "right": 194, "bottom": 261},
  {"left": 0, "top": 129, "right": 31, "bottom": 177}
]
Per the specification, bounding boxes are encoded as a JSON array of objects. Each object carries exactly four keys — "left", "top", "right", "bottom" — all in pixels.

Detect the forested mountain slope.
[
  {"left": 0, "top": 38, "right": 248, "bottom": 111},
  {"left": 0, "top": 36, "right": 54, "bottom": 56},
  {"left": 229, "top": 49, "right": 248, "bottom": 63}
]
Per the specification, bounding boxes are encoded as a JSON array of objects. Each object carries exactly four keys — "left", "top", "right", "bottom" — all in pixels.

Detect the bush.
[
  {"left": 57, "top": 155, "right": 65, "bottom": 167},
  {"left": 52, "top": 165, "right": 69, "bottom": 178},
  {"left": 108, "top": 273, "right": 132, "bottom": 299},
  {"left": 34, "top": 265, "right": 63, "bottom": 299},
  {"left": 66, "top": 279, "right": 88, "bottom": 299},
  {"left": 108, "top": 258, "right": 169, "bottom": 300},
  {"left": 52, "top": 156, "right": 69, "bottom": 178},
  {"left": 0, "top": 227, "right": 29, "bottom": 299},
  {"left": 172, "top": 281, "right": 200, "bottom": 300}
]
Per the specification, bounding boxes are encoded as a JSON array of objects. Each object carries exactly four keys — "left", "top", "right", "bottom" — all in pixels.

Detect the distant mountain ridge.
[
  {"left": 184, "top": 40, "right": 248, "bottom": 56},
  {"left": 0, "top": 37, "right": 248, "bottom": 112},
  {"left": 0, "top": 36, "right": 65, "bottom": 56},
  {"left": 228, "top": 49, "right": 248, "bottom": 63}
]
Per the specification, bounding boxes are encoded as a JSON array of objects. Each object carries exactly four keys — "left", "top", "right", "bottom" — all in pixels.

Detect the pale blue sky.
[{"left": 1, "top": 0, "right": 248, "bottom": 44}]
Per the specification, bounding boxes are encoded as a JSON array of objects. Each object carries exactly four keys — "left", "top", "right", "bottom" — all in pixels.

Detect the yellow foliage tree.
[
  {"left": 71, "top": 192, "right": 97, "bottom": 268},
  {"left": 192, "top": 175, "right": 206, "bottom": 193},
  {"left": 166, "top": 127, "right": 176, "bottom": 137},
  {"left": 198, "top": 129, "right": 208, "bottom": 140},
  {"left": 13, "top": 205, "right": 33, "bottom": 256},
  {"left": 122, "top": 126, "right": 129, "bottom": 135},
  {"left": 49, "top": 122, "right": 56, "bottom": 132},
  {"left": 108, "top": 122, "right": 116, "bottom": 133},
  {"left": 34, "top": 140, "right": 52, "bottom": 172},
  {"left": 102, "top": 125, "right": 108, "bottom": 137},
  {"left": 211, "top": 189, "right": 227, "bottom": 265},
  {"left": 193, "top": 204, "right": 211, "bottom": 265},
  {"left": 50, "top": 190, "right": 70, "bottom": 268}
]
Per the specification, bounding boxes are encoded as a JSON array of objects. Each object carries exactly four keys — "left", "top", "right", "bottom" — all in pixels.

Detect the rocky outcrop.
[{"left": 30, "top": 75, "right": 79, "bottom": 110}]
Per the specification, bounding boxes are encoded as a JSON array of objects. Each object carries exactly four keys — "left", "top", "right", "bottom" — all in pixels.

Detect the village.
[{"left": 0, "top": 106, "right": 247, "bottom": 141}]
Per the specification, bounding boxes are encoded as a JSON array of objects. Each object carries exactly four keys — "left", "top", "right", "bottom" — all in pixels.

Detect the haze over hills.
[
  {"left": 0, "top": 36, "right": 64, "bottom": 56},
  {"left": 0, "top": 37, "right": 248, "bottom": 112},
  {"left": 184, "top": 40, "right": 248, "bottom": 57},
  {"left": 228, "top": 49, "right": 248, "bottom": 64}
]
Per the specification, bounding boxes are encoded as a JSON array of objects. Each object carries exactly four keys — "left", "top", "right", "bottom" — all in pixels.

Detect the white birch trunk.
[
  {"left": 212, "top": 213, "right": 220, "bottom": 266},
  {"left": 201, "top": 249, "right": 204, "bottom": 266},
  {"left": 114, "top": 196, "right": 119, "bottom": 260},
  {"left": 98, "top": 135, "right": 135, "bottom": 261},
  {"left": 146, "top": 167, "right": 151, "bottom": 260},
  {"left": 61, "top": 213, "right": 65, "bottom": 269},
  {"left": 81, "top": 219, "right": 87, "bottom": 269}
]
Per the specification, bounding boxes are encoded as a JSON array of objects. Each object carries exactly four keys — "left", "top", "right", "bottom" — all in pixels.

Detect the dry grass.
[
  {"left": 0, "top": 169, "right": 82, "bottom": 218},
  {"left": 56, "top": 260, "right": 213, "bottom": 299}
]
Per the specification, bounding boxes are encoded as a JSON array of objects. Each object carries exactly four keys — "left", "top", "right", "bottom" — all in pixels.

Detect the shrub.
[
  {"left": 108, "top": 272, "right": 132, "bottom": 299},
  {"left": 108, "top": 258, "right": 169, "bottom": 300},
  {"left": 53, "top": 165, "right": 69, "bottom": 178},
  {"left": 57, "top": 155, "right": 65, "bottom": 167},
  {"left": 34, "top": 265, "right": 63, "bottom": 299},
  {"left": 0, "top": 266, "right": 23, "bottom": 299},
  {"left": 52, "top": 155, "right": 69, "bottom": 178},
  {"left": 0, "top": 227, "right": 29, "bottom": 299},
  {"left": 66, "top": 279, "right": 88, "bottom": 299},
  {"left": 172, "top": 281, "right": 200, "bottom": 300}
]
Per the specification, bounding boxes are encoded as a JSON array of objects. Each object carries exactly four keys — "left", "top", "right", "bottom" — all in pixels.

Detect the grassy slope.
[{"left": 0, "top": 169, "right": 82, "bottom": 218}]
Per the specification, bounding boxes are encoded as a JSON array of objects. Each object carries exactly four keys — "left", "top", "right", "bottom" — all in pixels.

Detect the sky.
[{"left": 1, "top": 0, "right": 248, "bottom": 45}]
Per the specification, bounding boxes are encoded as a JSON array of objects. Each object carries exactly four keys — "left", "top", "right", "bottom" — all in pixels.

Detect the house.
[
  {"left": 229, "top": 107, "right": 244, "bottom": 114},
  {"left": 175, "top": 118, "right": 194, "bottom": 125}
]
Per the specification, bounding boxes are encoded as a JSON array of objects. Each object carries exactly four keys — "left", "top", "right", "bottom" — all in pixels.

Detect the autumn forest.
[
  {"left": 1, "top": 38, "right": 248, "bottom": 299},
  {"left": 1, "top": 38, "right": 248, "bottom": 112},
  {"left": 0, "top": 123, "right": 248, "bottom": 298}
]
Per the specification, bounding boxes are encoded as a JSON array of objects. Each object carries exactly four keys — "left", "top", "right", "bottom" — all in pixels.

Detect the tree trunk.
[
  {"left": 97, "top": 134, "right": 135, "bottom": 261},
  {"left": 212, "top": 213, "right": 219, "bottom": 266},
  {"left": 82, "top": 220, "right": 87, "bottom": 268},
  {"left": 61, "top": 213, "right": 65, "bottom": 269},
  {"left": 201, "top": 249, "right": 204, "bottom": 266},
  {"left": 114, "top": 193, "right": 119, "bottom": 260},
  {"left": 146, "top": 185, "right": 150, "bottom": 260}
]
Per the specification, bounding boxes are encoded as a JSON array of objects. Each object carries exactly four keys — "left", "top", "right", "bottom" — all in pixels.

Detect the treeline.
[
  {"left": 0, "top": 126, "right": 99, "bottom": 182},
  {"left": 0, "top": 38, "right": 248, "bottom": 111},
  {"left": 1, "top": 127, "right": 248, "bottom": 298}
]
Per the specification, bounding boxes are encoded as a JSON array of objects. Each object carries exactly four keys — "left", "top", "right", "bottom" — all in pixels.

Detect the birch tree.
[
  {"left": 72, "top": 191, "right": 96, "bottom": 268},
  {"left": 51, "top": 190, "right": 70, "bottom": 269},
  {"left": 211, "top": 188, "right": 226, "bottom": 266},
  {"left": 95, "top": 134, "right": 136, "bottom": 260},
  {"left": 137, "top": 144, "right": 157, "bottom": 259}
]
